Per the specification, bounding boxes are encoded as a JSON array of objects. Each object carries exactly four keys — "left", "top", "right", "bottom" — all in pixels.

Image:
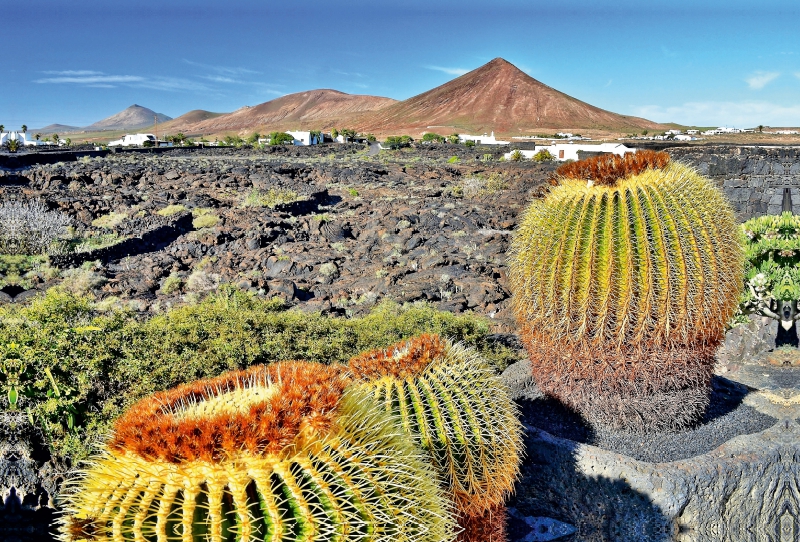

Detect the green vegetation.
[
  {"left": 447, "top": 155, "right": 459, "bottom": 163},
  {"left": 422, "top": 132, "right": 445, "bottom": 143},
  {"left": 192, "top": 213, "right": 219, "bottom": 229},
  {"left": 532, "top": 149, "right": 555, "bottom": 162},
  {"left": 91, "top": 211, "right": 127, "bottom": 229},
  {"left": 738, "top": 210, "right": 800, "bottom": 325},
  {"left": 0, "top": 288, "right": 517, "bottom": 462},
  {"left": 509, "top": 152, "right": 744, "bottom": 431},
  {"left": 509, "top": 149, "right": 524, "bottom": 162},
  {"left": 464, "top": 140, "right": 476, "bottom": 147},
  {"left": 155, "top": 204, "right": 187, "bottom": 216},
  {"left": 383, "top": 135, "right": 414, "bottom": 149},
  {"left": 242, "top": 188, "right": 304, "bottom": 208},
  {"left": 268, "top": 131, "right": 294, "bottom": 145}
]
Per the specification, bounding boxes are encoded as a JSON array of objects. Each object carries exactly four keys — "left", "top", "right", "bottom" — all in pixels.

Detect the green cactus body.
[
  {"left": 62, "top": 362, "right": 455, "bottom": 542},
  {"left": 510, "top": 158, "right": 743, "bottom": 431},
  {"left": 348, "top": 335, "right": 522, "bottom": 516}
]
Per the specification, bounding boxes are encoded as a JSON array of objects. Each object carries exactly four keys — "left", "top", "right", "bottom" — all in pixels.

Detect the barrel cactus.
[
  {"left": 62, "top": 361, "right": 455, "bottom": 542},
  {"left": 509, "top": 151, "right": 743, "bottom": 431},
  {"left": 347, "top": 334, "right": 522, "bottom": 517}
]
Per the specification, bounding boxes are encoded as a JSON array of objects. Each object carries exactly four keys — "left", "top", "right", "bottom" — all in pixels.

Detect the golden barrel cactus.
[
  {"left": 509, "top": 151, "right": 743, "bottom": 431},
  {"left": 348, "top": 334, "right": 522, "bottom": 519},
  {"left": 62, "top": 361, "right": 455, "bottom": 542}
]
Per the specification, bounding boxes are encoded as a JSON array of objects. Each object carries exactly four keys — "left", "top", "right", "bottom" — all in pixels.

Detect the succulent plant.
[
  {"left": 509, "top": 151, "right": 743, "bottom": 431},
  {"left": 348, "top": 334, "right": 522, "bottom": 517},
  {"left": 62, "top": 361, "right": 455, "bottom": 542}
]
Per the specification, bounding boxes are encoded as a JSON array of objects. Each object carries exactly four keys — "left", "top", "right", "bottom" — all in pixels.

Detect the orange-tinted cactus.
[{"left": 62, "top": 360, "right": 455, "bottom": 542}]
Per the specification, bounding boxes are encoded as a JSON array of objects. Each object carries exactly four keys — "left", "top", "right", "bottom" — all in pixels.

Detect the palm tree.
[
  {"left": 52, "top": 133, "right": 59, "bottom": 145},
  {"left": 35, "top": 133, "right": 41, "bottom": 141},
  {"left": 21, "top": 125, "right": 27, "bottom": 133},
  {"left": 0, "top": 125, "right": 4, "bottom": 134},
  {"left": 758, "top": 125, "right": 764, "bottom": 133}
]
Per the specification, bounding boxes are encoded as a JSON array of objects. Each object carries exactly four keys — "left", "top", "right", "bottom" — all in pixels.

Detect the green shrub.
[
  {"left": 447, "top": 156, "right": 459, "bottom": 163},
  {"left": 242, "top": 188, "right": 303, "bottom": 208},
  {"left": 192, "top": 213, "right": 219, "bottom": 229},
  {"left": 91, "top": 212, "right": 127, "bottom": 229},
  {"left": 0, "top": 288, "right": 517, "bottom": 462},
  {"left": 155, "top": 204, "right": 187, "bottom": 216},
  {"left": 509, "top": 149, "right": 524, "bottom": 162},
  {"left": 268, "top": 131, "right": 294, "bottom": 145}
]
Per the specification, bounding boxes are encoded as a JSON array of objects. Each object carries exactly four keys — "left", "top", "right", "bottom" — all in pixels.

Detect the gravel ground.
[{"left": 502, "top": 361, "right": 778, "bottom": 463}]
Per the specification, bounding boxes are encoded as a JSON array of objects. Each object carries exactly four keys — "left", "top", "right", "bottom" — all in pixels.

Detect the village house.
[
  {"left": 458, "top": 131, "right": 510, "bottom": 145},
  {"left": 505, "top": 142, "right": 635, "bottom": 162}
]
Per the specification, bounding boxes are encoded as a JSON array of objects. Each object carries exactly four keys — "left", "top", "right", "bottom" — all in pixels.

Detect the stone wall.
[{"left": 668, "top": 146, "right": 800, "bottom": 221}]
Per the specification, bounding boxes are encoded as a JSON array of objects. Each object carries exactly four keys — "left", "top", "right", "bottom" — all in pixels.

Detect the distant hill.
[
  {"left": 83, "top": 104, "right": 172, "bottom": 132},
  {"left": 168, "top": 90, "right": 396, "bottom": 135},
  {"left": 355, "top": 58, "right": 665, "bottom": 135},
  {"left": 35, "top": 124, "right": 81, "bottom": 134}
]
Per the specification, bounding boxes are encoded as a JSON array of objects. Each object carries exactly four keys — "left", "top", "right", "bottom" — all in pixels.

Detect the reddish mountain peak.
[{"left": 357, "top": 58, "right": 664, "bottom": 134}]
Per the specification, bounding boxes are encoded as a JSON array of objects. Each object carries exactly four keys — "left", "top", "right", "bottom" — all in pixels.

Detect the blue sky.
[{"left": 3, "top": 0, "right": 800, "bottom": 129}]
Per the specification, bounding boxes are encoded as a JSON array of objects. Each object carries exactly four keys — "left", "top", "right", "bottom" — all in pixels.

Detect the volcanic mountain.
[
  {"left": 83, "top": 105, "right": 172, "bottom": 132},
  {"left": 168, "top": 90, "right": 396, "bottom": 136},
  {"left": 356, "top": 58, "right": 664, "bottom": 135}
]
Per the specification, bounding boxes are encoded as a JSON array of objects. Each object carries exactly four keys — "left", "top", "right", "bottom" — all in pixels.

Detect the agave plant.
[
  {"left": 509, "top": 151, "right": 743, "bottom": 431},
  {"left": 62, "top": 361, "right": 455, "bottom": 542}
]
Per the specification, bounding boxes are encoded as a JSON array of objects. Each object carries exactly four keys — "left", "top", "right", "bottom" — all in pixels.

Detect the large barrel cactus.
[
  {"left": 62, "top": 361, "right": 455, "bottom": 542},
  {"left": 509, "top": 151, "right": 743, "bottom": 431},
  {"left": 347, "top": 334, "right": 522, "bottom": 517}
]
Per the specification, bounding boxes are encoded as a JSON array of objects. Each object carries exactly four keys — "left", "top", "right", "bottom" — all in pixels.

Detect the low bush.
[
  {"left": 0, "top": 288, "right": 518, "bottom": 462},
  {"left": 155, "top": 204, "right": 187, "bottom": 217}
]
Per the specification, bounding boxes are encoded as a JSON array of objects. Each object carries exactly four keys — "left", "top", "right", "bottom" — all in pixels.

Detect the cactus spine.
[
  {"left": 348, "top": 335, "right": 522, "bottom": 517},
  {"left": 62, "top": 361, "right": 455, "bottom": 542},
  {"left": 510, "top": 153, "right": 743, "bottom": 431}
]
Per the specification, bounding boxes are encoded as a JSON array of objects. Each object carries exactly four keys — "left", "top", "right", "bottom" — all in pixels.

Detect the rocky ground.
[{"left": 0, "top": 144, "right": 554, "bottom": 329}]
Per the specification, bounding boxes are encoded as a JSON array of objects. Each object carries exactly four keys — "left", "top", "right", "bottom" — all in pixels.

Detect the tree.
[
  {"left": 0, "top": 125, "right": 4, "bottom": 134},
  {"left": 246, "top": 132, "right": 261, "bottom": 146},
  {"left": 65, "top": 138, "right": 71, "bottom": 147},
  {"left": 268, "top": 132, "right": 294, "bottom": 145},
  {"left": 383, "top": 135, "right": 413, "bottom": 150},
  {"left": 339, "top": 128, "right": 357, "bottom": 142},
  {"left": 422, "top": 133, "right": 444, "bottom": 143},
  {"left": 331, "top": 128, "right": 339, "bottom": 140},
  {"left": 35, "top": 133, "right": 41, "bottom": 141},
  {"left": 758, "top": 125, "right": 764, "bottom": 133},
  {"left": 52, "top": 133, "right": 59, "bottom": 145},
  {"left": 21, "top": 125, "right": 27, "bottom": 133},
  {"left": 447, "top": 133, "right": 460, "bottom": 144},
  {"left": 176, "top": 132, "right": 186, "bottom": 145},
  {"left": 464, "top": 140, "right": 476, "bottom": 148},
  {"left": 641, "top": 130, "right": 648, "bottom": 136}
]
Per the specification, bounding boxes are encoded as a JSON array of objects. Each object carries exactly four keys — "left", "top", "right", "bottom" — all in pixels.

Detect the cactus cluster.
[
  {"left": 740, "top": 211, "right": 800, "bottom": 306},
  {"left": 62, "top": 361, "right": 455, "bottom": 542},
  {"left": 348, "top": 334, "right": 522, "bottom": 540},
  {"left": 510, "top": 151, "right": 744, "bottom": 431}
]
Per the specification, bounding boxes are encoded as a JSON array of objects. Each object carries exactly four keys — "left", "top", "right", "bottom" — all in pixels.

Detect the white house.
[
  {"left": 259, "top": 131, "right": 322, "bottom": 146},
  {"left": 504, "top": 142, "right": 636, "bottom": 162},
  {"left": 458, "top": 131, "right": 510, "bottom": 145},
  {"left": 108, "top": 134, "right": 157, "bottom": 147},
  {"left": 287, "top": 131, "right": 322, "bottom": 146},
  {"left": 0, "top": 131, "right": 51, "bottom": 146}
]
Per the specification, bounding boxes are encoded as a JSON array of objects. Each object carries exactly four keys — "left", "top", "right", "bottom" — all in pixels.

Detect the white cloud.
[
  {"left": 746, "top": 71, "right": 780, "bottom": 89},
  {"left": 34, "top": 75, "right": 144, "bottom": 84},
  {"left": 42, "top": 70, "right": 104, "bottom": 76},
  {"left": 631, "top": 101, "right": 800, "bottom": 128},
  {"left": 183, "top": 59, "right": 259, "bottom": 76},
  {"left": 425, "top": 65, "right": 469, "bottom": 76}
]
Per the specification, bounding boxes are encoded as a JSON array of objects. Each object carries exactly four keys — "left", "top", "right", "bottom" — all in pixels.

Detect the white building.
[
  {"left": 0, "top": 131, "right": 51, "bottom": 146},
  {"left": 458, "top": 131, "right": 510, "bottom": 145},
  {"left": 287, "top": 130, "right": 322, "bottom": 145},
  {"left": 505, "top": 142, "right": 635, "bottom": 162},
  {"left": 259, "top": 131, "right": 322, "bottom": 146}
]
